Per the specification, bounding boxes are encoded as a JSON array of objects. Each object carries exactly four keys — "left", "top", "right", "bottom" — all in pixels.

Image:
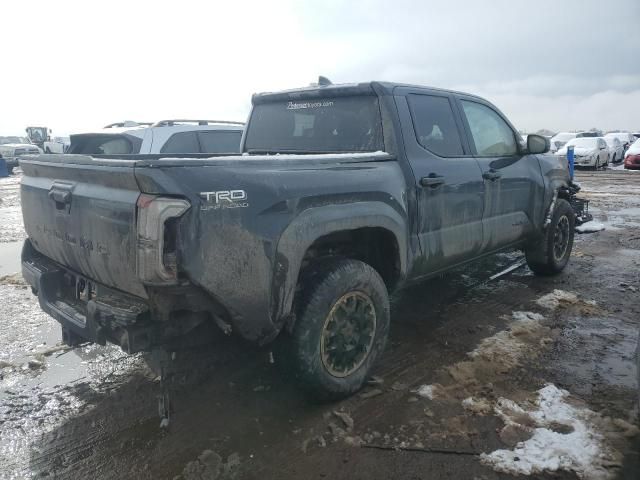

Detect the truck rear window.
[{"left": 245, "top": 96, "right": 384, "bottom": 154}]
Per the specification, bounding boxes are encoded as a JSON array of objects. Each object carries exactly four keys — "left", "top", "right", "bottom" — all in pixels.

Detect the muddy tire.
[
  {"left": 280, "top": 258, "right": 390, "bottom": 401},
  {"left": 525, "top": 198, "right": 575, "bottom": 276}
]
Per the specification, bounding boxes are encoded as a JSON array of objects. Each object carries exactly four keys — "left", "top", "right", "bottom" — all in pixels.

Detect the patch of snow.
[
  {"left": 535, "top": 289, "right": 578, "bottom": 310},
  {"left": 462, "top": 396, "right": 492, "bottom": 415},
  {"left": 576, "top": 222, "right": 605, "bottom": 233},
  {"left": 481, "top": 384, "right": 618, "bottom": 479},
  {"left": 179, "top": 151, "right": 391, "bottom": 162},
  {"left": 467, "top": 311, "right": 546, "bottom": 366},
  {"left": 447, "top": 311, "right": 553, "bottom": 386},
  {"left": 511, "top": 311, "right": 545, "bottom": 323},
  {"left": 415, "top": 384, "right": 437, "bottom": 400}
]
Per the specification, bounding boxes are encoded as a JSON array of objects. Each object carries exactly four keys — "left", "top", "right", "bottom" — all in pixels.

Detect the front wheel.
[
  {"left": 525, "top": 198, "right": 575, "bottom": 275},
  {"left": 279, "top": 259, "right": 390, "bottom": 401}
]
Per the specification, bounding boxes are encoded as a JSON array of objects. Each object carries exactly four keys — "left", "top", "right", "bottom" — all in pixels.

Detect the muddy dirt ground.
[{"left": 1, "top": 168, "right": 639, "bottom": 480}]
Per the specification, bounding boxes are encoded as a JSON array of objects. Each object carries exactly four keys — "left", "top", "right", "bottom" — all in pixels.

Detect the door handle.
[
  {"left": 482, "top": 170, "right": 502, "bottom": 181},
  {"left": 420, "top": 175, "right": 446, "bottom": 188}
]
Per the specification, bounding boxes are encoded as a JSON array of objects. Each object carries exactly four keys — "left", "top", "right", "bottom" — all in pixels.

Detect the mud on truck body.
[{"left": 20, "top": 81, "right": 591, "bottom": 399}]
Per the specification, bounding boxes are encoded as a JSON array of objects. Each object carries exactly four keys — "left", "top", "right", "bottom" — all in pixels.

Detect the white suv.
[{"left": 67, "top": 120, "right": 244, "bottom": 155}]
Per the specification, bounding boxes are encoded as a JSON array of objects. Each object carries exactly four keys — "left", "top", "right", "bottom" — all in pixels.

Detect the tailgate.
[{"left": 20, "top": 154, "right": 146, "bottom": 298}]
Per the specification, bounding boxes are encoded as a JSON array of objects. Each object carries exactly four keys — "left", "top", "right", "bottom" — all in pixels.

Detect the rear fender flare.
[{"left": 272, "top": 202, "right": 407, "bottom": 327}]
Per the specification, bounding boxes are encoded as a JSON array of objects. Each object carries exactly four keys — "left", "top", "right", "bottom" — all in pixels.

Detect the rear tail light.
[{"left": 136, "top": 195, "right": 190, "bottom": 284}]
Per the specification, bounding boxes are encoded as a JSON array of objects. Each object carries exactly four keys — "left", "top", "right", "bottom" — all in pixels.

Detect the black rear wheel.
[{"left": 278, "top": 259, "right": 390, "bottom": 401}]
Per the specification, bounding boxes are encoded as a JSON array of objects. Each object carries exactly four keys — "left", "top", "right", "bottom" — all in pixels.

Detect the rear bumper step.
[{"left": 21, "top": 240, "right": 154, "bottom": 353}]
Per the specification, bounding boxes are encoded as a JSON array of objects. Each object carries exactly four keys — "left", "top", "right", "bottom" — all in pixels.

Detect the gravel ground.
[{"left": 0, "top": 169, "right": 638, "bottom": 480}]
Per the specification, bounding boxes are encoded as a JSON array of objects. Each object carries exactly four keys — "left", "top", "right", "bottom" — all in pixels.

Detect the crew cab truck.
[{"left": 20, "top": 81, "right": 588, "bottom": 400}]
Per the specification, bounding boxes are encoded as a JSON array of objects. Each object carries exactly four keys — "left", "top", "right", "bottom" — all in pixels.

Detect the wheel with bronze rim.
[
  {"left": 281, "top": 259, "right": 390, "bottom": 401},
  {"left": 525, "top": 198, "right": 575, "bottom": 275}
]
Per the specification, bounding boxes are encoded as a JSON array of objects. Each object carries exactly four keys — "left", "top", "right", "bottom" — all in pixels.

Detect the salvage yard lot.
[{"left": 1, "top": 170, "right": 639, "bottom": 480}]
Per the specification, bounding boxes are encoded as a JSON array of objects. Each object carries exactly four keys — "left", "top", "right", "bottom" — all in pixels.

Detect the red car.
[
  {"left": 625, "top": 154, "right": 640, "bottom": 169},
  {"left": 624, "top": 140, "right": 640, "bottom": 170}
]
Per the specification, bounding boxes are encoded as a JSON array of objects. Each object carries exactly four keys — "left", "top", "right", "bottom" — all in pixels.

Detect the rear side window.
[
  {"left": 461, "top": 101, "right": 517, "bottom": 156},
  {"left": 198, "top": 130, "right": 242, "bottom": 153},
  {"left": 68, "top": 135, "right": 137, "bottom": 155},
  {"left": 161, "top": 132, "right": 200, "bottom": 154},
  {"left": 408, "top": 94, "right": 464, "bottom": 157}
]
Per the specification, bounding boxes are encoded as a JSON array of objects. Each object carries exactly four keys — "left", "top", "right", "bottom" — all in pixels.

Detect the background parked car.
[
  {"left": 557, "top": 137, "right": 609, "bottom": 169},
  {"left": 67, "top": 119, "right": 244, "bottom": 155},
  {"left": 43, "top": 136, "right": 70, "bottom": 153},
  {"left": 624, "top": 138, "right": 640, "bottom": 170},
  {"left": 0, "top": 136, "right": 42, "bottom": 174},
  {"left": 576, "top": 130, "right": 603, "bottom": 138},
  {"left": 549, "top": 131, "right": 577, "bottom": 153},
  {"left": 604, "top": 132, "right": 636, "bottom": 155},
  {"left": 604, "top": 136, "right": 624, "bottom": 163}
]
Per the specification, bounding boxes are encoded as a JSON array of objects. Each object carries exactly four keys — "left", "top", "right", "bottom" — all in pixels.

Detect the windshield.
[
  {"left": 0, "top": 136, "right": 30, "bottom": 145},
  {"left": 244, "top": 95, "right": 384, "bottom": 154},
  {"left": 566, "top": 138, "right": 598, "bottom": 148}
]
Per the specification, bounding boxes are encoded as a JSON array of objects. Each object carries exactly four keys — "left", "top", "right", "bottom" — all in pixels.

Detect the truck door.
[
  {"left": 395, "top": 91, "right": 485, "bottom": 275},
  {"left": 455, "top": 97, "right": 542, "bottom": 252}
]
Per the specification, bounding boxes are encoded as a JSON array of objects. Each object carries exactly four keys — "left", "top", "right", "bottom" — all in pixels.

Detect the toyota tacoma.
[{"left": 20, "top": 80, "right": 590, "bottom": 399}]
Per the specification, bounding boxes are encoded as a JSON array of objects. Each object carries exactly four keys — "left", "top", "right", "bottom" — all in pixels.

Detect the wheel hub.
[{"left": 320, "top": 291, "right": 377, "bottom": 378}]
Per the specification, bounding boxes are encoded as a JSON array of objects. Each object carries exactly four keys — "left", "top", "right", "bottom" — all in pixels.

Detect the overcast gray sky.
[{"left": 2, "top": 0, "right": 639, "bottom": 135}]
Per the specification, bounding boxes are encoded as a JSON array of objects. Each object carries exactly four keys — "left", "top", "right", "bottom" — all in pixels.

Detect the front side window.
[
  {"left": 461, "top": 101, "right": 517, "bottom": 156},
  {"left": 244, "top": 95, "right": 384, "bottom": 154},
  {"left": 161, "top": 131, "right": 200, "bottom": 154},
  {"left": 408, "top": 94, "right": 464, "bottom": 157}
]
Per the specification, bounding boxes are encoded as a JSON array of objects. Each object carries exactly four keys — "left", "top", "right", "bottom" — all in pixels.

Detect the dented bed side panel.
[{"left": 133, "top": 157, "right": 410, "bottom": 343}]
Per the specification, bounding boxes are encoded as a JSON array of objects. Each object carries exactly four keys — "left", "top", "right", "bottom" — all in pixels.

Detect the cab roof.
[{"left": 252, "top": 81, "right": 485, "bottom": 104}]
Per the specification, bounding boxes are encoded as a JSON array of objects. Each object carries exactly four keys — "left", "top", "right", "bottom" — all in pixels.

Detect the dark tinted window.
[
  {"left": 161, "top": 132, "right": 200, "bottom": 153},
  {"left": 461, "top": 101, "right": 517, "bottom": 156},
  {"left": 198, "top": 130, "right": 242, "bottom": 153},
  {"left": 68, "top": 134, "right": 137, "bottom": 154},
  {"left": 245, "top": 96, "right": 383, "bottom": 153},
  {"left": 408, "top": 94, "right": 464, "bottom": 157}
]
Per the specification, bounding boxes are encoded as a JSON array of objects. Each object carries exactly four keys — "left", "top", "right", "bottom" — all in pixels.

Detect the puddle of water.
[{"left": 0, "top": 241, "right": 22, "bottom": 275}]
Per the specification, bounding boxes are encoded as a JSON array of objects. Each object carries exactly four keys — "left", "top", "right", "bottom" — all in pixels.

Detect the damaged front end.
[{"left": 566, "top": 181, "right": 593, "bottom": 226}]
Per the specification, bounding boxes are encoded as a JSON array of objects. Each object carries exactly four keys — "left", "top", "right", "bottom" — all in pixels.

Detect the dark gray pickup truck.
[{"left": 20, "top": 81, "right": 590, "bottom": 399}]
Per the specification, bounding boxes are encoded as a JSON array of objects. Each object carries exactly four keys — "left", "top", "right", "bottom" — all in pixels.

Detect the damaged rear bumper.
[{"left": 22, "top": 240, "right": 153, "bottom": 353}]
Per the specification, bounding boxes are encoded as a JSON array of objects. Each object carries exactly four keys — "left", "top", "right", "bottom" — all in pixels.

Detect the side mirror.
[{"left": 527, "top": 134, "right": 549, "bottom": 154}]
